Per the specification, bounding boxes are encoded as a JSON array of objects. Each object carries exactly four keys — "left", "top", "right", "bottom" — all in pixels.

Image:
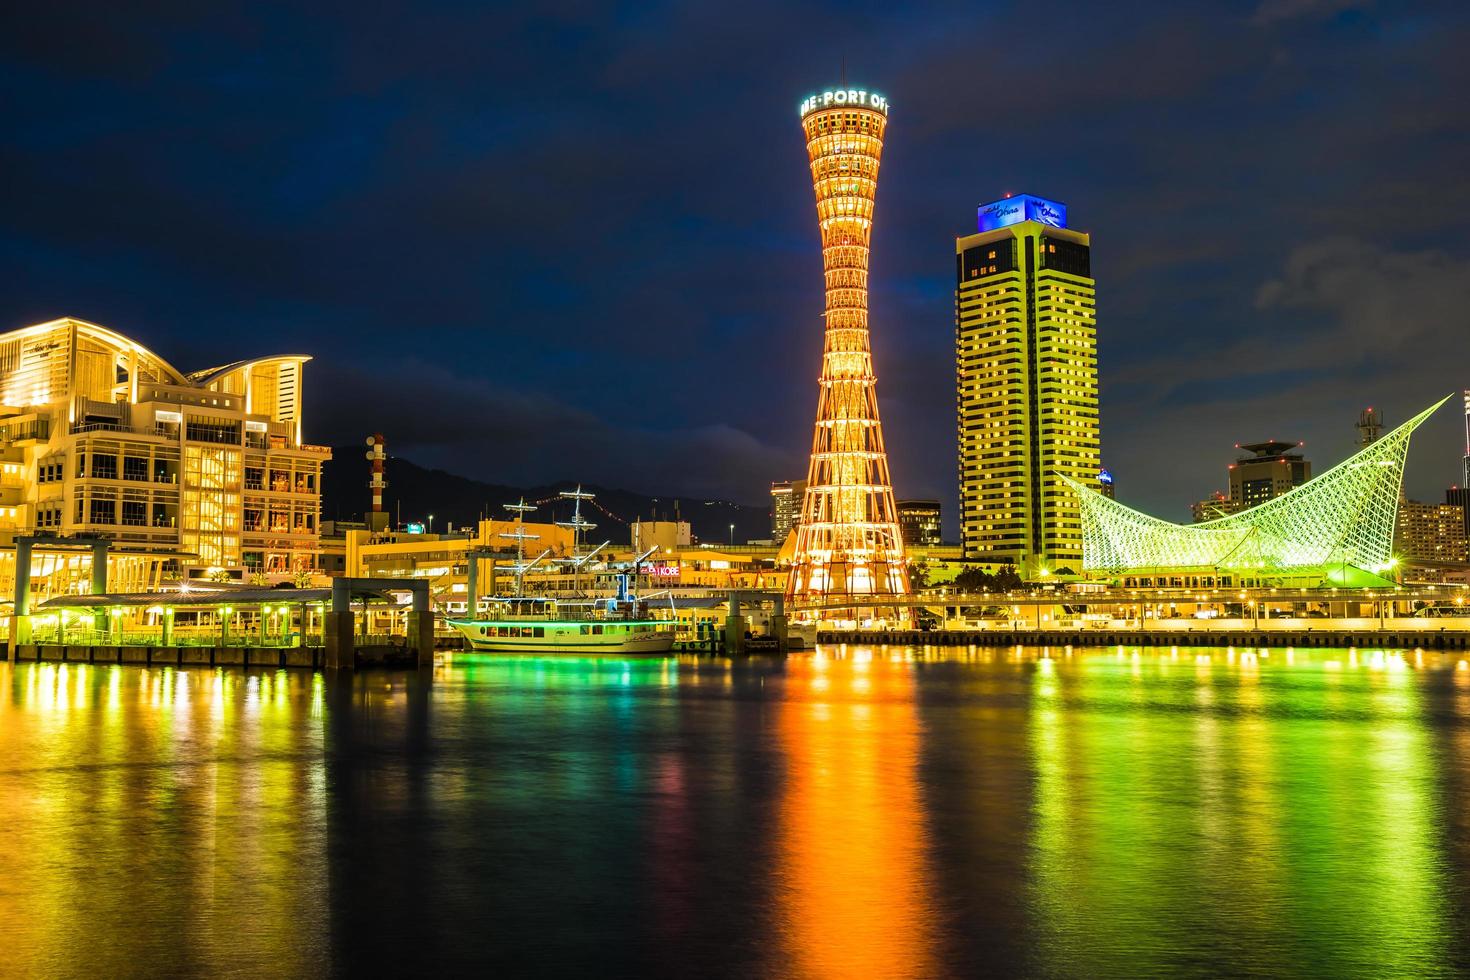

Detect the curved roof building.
[
  {"left": 0, "top": 317, "right": 310, "bottom": 421},
  {"left": 0, "top": 316, "right": 328, "bottom": 578},
  {"left": 1063, "top": 397, "right": 1449, "bottom": 587}
]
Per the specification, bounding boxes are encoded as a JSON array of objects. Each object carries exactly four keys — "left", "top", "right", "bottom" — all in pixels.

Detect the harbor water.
[{"left": 2, "top": 646, "right": 1469, "bottom": 977}]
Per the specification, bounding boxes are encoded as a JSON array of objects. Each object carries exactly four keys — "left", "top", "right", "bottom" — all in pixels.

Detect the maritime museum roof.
[{"left": 1063, "top": 397, "right": 1449, "bottom": 584}]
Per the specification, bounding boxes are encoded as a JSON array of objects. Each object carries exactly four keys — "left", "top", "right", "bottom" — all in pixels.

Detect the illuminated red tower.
[
  {"left": 365, "top": 433, "right": 388, "bottom": 532},
  {"left": 785, "top": 86, "right": 909, "bottom": 623}
]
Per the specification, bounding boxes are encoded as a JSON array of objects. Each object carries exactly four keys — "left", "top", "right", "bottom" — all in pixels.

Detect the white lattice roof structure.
[{"left": 1062, "top": 397, "right": 1450, "bottom": 582}]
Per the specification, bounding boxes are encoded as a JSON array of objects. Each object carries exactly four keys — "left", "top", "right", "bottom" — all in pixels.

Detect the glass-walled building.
[{"left": 0, "top": 317, "right": 330, "bottom": 578}]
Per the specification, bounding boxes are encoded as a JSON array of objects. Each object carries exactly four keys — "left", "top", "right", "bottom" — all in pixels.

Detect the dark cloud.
[
  {"left": 1251, "top": 0, "right": 1371, "bottom": 26},
  {"left": 2, "top": 0, "right": 1468, "bottom": 531},
  {"left": 308, "top": 358, "right": 797, "bottom": 501},
  {"left": 1101, "top": 236, "right": 1470, "bottom": 519}
]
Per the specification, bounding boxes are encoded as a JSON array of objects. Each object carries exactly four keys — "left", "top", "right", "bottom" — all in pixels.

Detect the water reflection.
[
  {"left": 775, "top": 650, "right": 938, "bottom": 976},
  {"left": 1, "top": 647, "right": 1469, "bottom": 976},
  {"left": 0, "top": 664, "right": 329, "bottom": 977},
  {"left": 1025, "top": 646, "right": 1458, "bottom": 977}
]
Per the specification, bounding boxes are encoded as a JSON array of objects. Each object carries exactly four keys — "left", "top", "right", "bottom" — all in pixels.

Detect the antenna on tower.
[
  {"left": 841, "top": 54, "right": 846, "bottom": 86},
  {"left": 1356, "top": 407, "right": 1383, "bottom": 446}
]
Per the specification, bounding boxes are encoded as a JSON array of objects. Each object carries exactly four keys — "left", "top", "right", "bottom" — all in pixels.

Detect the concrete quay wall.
[
  {"left": 817, "top": 629, "right": 1470, "bottom": 650},
  {"left": 10, "top": 644, "right": 326, "bottom": 668}
]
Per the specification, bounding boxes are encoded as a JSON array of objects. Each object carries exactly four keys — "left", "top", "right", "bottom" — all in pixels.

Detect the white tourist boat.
[
  {"left": 450, "top": 596, "right": 675, "bottom": 654},
  {"left": 446, "top": 490, "right": 676, "bottom": 656}
]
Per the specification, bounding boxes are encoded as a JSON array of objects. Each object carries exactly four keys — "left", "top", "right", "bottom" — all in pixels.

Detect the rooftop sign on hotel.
[{"left": 976, "top": 194, "right": 1068, "bottom": 233}]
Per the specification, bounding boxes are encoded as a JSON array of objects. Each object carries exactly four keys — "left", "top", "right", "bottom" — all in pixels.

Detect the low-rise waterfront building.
[
  {"left": 630, "top": 519, "right": 690, "bottom": 553},
  {"left": 318, "top": 519, "right": 363, "bottom": 575},
  {"left": 344, "top": 519, "right": 786, "bottom": 620}
]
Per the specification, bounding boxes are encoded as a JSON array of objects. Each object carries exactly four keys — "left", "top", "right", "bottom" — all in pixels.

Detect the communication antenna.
[{"left": 1356, "top": 407, "right": 1382, "bottom": 446}]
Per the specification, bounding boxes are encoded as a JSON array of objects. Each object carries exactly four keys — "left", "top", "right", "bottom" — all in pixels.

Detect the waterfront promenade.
[{"left": 818, "top": 619, "right": 1470, "bottom": 651}]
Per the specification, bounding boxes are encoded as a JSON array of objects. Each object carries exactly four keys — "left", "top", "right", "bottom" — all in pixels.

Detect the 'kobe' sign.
[{"left": 799, "top": 89, "right": 890, "bottom": 117}]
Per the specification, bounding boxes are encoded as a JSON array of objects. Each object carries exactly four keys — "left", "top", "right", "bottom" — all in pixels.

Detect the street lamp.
[
  {"left": 428, "top": 513, "right": 435, "bottom": 534},
  {"left": 728, "top": 523, "right": 735, "bottom": 546}
]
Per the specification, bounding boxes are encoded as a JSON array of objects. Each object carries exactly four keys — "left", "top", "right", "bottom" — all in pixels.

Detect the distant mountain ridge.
[{"left": 320, "top": 448, "right": 771, "bottom": 545}]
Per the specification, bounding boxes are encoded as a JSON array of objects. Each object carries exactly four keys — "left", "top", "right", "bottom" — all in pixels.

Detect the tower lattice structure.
[{"left": 786, "top": 88, "right": 908, "bottom": 621}]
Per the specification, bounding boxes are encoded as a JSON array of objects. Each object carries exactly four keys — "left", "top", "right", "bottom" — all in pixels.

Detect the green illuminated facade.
[{"left": 1064, "top": 398, "right": 1448, "bottom": 587}]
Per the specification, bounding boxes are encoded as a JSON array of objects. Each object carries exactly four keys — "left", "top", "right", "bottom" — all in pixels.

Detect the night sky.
[{"left": 4, "top": 1, "right": 1468, "bottom": 535}]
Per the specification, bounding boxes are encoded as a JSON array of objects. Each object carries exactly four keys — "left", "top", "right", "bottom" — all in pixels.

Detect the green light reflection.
[{"left": 1028, "top": 647, "right": 1452, "bottom": 976}]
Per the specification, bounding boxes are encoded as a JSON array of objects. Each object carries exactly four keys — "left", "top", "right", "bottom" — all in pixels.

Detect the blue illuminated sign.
[
  {"left": 1097, "top": 467, "right": 1114, "bottom": 485},
  {"left": 976, "top": 194, "right": 1068, "bottom": 233},
  {"left": 405, "top": 522, "right": 426, "bottom": 534}
]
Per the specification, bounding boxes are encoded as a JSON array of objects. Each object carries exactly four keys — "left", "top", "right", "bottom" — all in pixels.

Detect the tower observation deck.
[{"left": 785, "top": 87, "right": 909, "bottom": 623}]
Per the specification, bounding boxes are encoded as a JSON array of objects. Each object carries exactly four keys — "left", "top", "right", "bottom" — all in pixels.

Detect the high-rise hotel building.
[
  {"left": 955, "top": 195, "right": 1098, "bottom": 573},
  {"left": 0, "top": 317, "right": 330, "bottom": 579}
]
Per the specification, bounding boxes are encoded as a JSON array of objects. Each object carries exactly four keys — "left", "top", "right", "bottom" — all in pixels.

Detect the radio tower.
[
  {"left": 365, "top": 433, "right": 388, "bottom": 531},
  {"left": 785, "top": 86, "right": 909, "bottom": 624}
]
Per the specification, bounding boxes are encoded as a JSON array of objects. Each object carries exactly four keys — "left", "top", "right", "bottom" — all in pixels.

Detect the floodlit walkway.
[{"left": 6, "top": 579, "right": 436, "bottom": 670}]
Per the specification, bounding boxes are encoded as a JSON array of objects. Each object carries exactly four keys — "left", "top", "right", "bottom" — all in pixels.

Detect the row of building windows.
[
  {"left": 184, "top": 416, "right": 241, "bottom": 444},
  {"left": 243, "top": 466, "right": 317, "bottom": 493},
  {"left": 77, "top": 498, "right": 174, "bottom": 527},
  {"left": 143, "top": 387, "right": 237, "bottom": 410},
  {"left": 243, "top": 507, "right": 317, "bottom": 533},
  {"left": 1038, "top": 238, "right": 1091, "bottom": 277},
  {"left": 77, "top": 451, "right": 175, "bottom": 483}
]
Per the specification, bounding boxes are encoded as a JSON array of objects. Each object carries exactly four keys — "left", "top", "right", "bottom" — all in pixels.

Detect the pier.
[
  {"left": 6, "top": 577, "right": 436, "bottom": 671},
  {"left": 791, "top": 585, "right": 1470, "bottom": 651}
]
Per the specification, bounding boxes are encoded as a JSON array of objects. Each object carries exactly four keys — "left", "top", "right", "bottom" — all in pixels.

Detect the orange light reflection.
[{"left": 774, "top": 651, "right": 937, "bottom": 977}]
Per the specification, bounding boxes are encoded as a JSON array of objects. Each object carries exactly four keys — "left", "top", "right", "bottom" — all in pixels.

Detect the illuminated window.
[{"left": 90, "top": 497, "right": 115, "bottom": 524}]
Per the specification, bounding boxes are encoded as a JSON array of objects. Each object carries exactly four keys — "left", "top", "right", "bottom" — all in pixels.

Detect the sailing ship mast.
[
  {"left": 556, "top": 485, "right": 603, "bottom": 595},
  {"left": 498, "top": 498, "right": 549, "bottom": 598}
]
